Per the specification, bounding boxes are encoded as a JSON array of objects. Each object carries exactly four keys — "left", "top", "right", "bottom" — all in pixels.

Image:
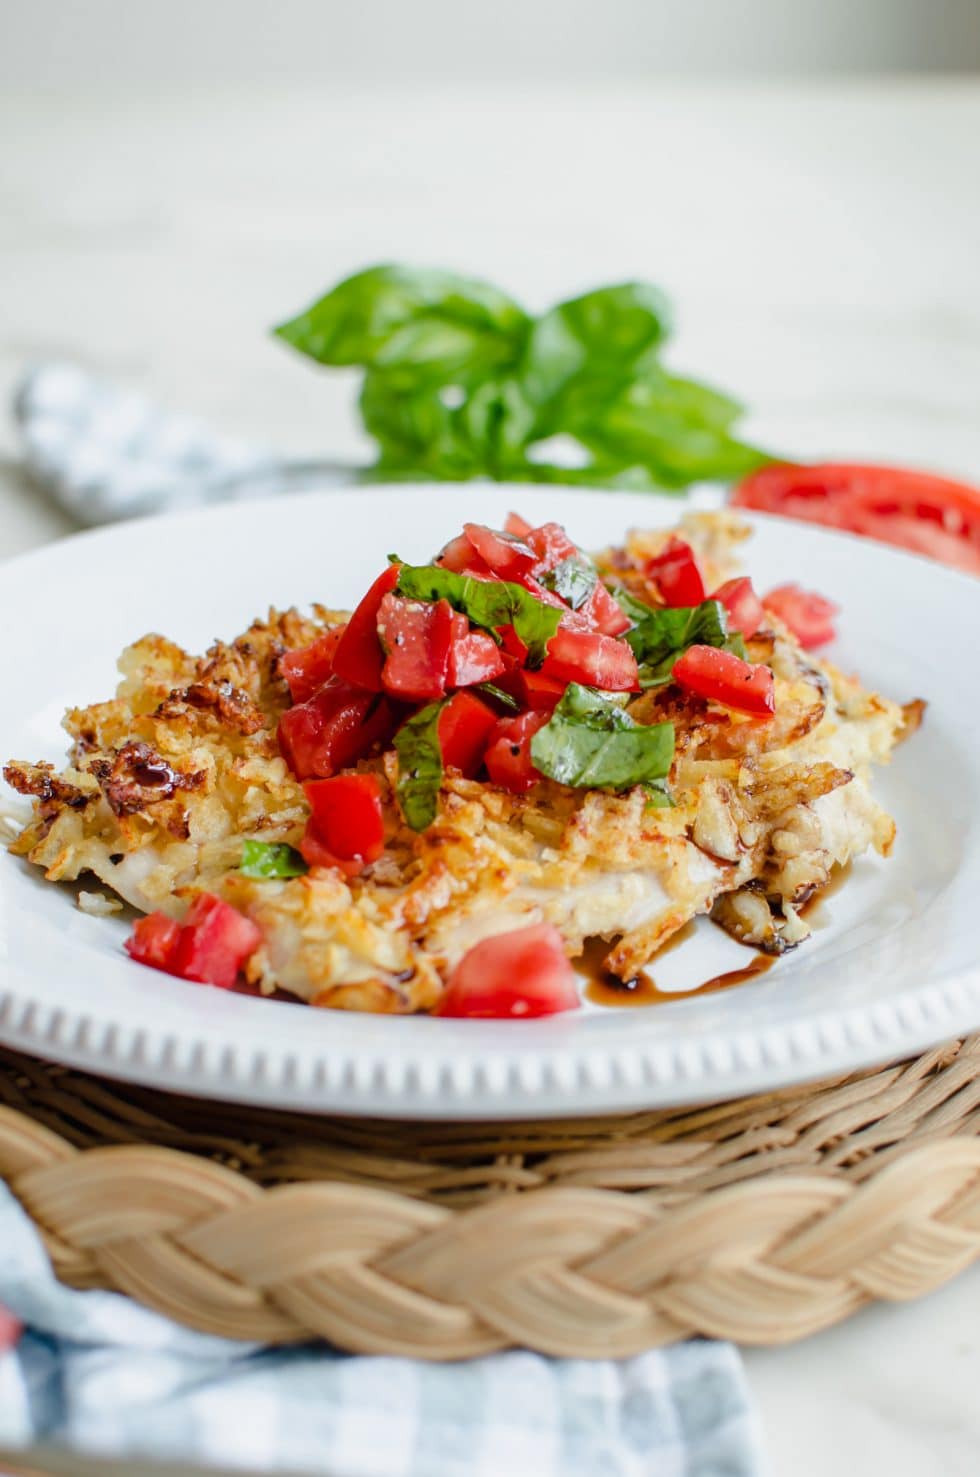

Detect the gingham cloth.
[{"left": 5, "top": 365, "right": 766, "bottom": 1476}]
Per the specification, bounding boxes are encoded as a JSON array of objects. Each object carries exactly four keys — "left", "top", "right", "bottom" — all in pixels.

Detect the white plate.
[{"left": 1, "top": 484, "right": 978, "bottom": 1119}]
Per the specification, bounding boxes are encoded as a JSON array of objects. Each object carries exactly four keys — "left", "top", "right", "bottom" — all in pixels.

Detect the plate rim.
[{"left": 2, "top": 480, "right": 978, "bottom": 1119}]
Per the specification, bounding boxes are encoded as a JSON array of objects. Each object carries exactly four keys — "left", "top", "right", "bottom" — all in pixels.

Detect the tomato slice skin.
[
  {"left": 303, "top": 773, "right": 384, "bottom": 870},
  {"left": 645, "top": 537, "right": 706, "bottom": 606},
  {"left": 280, "top": 626, "right": 346, "bottom": 705},
  {"left": 505, "top": 510, "right": 534, "bottom": 539},
  {"left": 437, "top": 533, "right": 492, "bottom": 576},
  {"left": 541, "top": 627, "right": 640, "bottom": 692},
  {"left": 172, "top": 894, "right": 262, "bottom": 990},
  {"left": 332, "top": 565, "right": 401, "bottom": 690},
  {"left": 732, "top": 462, "right": 980, "bottom": 575},
  {"left": 446, "top": 611, "right": 509, "bottom": 687},
  {"left": 438, "top": 922, "right": 579, "bottom": 1018},
  {"left": 579, "top": 580, "right": 631, "bottom": 636},
  {"left": 377, "top": 594, "right": 454, "bottom": 702},
  {"left": 125, "top": 912, "right": 183, "bottom": 971},
  {"left": 484, "top": 710, "right": 551, "bottom": 793},
  {"left": 712, "top": 577, "right": 764, "bottom": 639},
  {"left": 278, "top": 678, "right": 396, "bottom": 780},
  {"left": 763, "top": 584, "right": 838, "bottom": 649},
  {"left": 672, "top": 644, "right": 775, "bottom": 717},
  {"left": 438, "top": 691, "right": 498, "bottom": 777},
  {"left": 463, "top": 523, "right": 537, "bottom": 580},
  {"left": 518, "top": 668, "right": 567, "bottom": 711}
]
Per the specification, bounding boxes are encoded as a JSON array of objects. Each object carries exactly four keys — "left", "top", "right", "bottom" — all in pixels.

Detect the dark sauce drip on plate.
[{"left": 581, "top": 932, "right": 774, "bottom": 1009}]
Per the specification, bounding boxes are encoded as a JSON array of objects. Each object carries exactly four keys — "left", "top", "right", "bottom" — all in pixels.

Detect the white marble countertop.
[{"left": 2, "top": 79, "right": 979, "bottom": 1474}]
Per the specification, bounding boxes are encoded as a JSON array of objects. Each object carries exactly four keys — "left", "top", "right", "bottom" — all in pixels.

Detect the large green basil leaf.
[
  {"left": 530, "top": 683, "right": 674, "bottom": 792},
  {"left": 393, "top": 700, "right": 447, "bottom": 832}
]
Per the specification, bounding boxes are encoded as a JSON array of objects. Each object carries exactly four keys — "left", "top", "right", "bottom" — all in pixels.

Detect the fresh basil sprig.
[
  {"left": 394, "top": 563, "right": 561, "bottom": 667},
  {"left": 240, "top": 840, "right": 308, "bottom": 879},
  {"left": 540, "top": 555, "right": 597, "bottom": 610},
  {"left": 274, "top": 267, "right": 771, "bottom": 491},
  {"left": 393, "top": 700, "right": 447, "bottom": 832},
  {"left": 530, "top": 684, "right": 674, "bottom": 796},
  {"left": 614, "top": 591, "right": 749, "bottom": 688}
]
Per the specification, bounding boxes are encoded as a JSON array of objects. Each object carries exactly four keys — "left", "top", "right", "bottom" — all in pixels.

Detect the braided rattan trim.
[{"left": 3, "top": 1041, "right": 980, "bottom": 1357}]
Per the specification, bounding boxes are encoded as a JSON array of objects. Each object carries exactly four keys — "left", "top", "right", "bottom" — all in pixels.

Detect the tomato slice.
[
  {"left": 541, "top": 627, "right": 640, "bottom": 691},
  {"left": 437, "top": 533, "right": 491, "bottom": 576},
  {"left": 484, "top": 709, "right": 551, "bottom": 793},
  {"left": 763, "top": 584, "right": 838, "bottom": 649},
  {"left": 279, "top": 626, "right": 346, "bottom": 705},
  {"left": 172, "top": 894, "right": 262, "bottom": 990},
  {"left": 303, "top": 773, "right": 385, "bottom": 871},
  {"left": 463, "top": 523, "right": 537, "bottom": 580},
  {"left": 125, "top": 911, "right": 182, "bottom": 971},
  {"left": 505, "top": 510, "right": 534, "bottom": 539},
  {"left": 578, "top": 580, "right": 631, "bottom": 636},
  {"left": 732, "top": 462, "right": 980, "bottom": 575},
  {"left": 712, "top": 577, "right": 764, "bottom": 639},
  {"left": 438, "top": 691, "right": 498, "bottom": 776},
  {"left": 377, "top": 594, "right": 454, "bottom": 702},
  {"left": 645, "top": 537, "right": 706, "bottom": 606},
  {"left": 278, "top": 678, "right": 396, "bottom": 780},
  {"left": 332, "top": 565, "right": 401, "bottom": 690},
  {"left": 517, "top": 668, "right": 567, "bottom": 711},
  {"left": 672, "top": 645, "right": 775, "bottom": 717},
  {"left": 526, "top": 520, "right": 578, "bottom": 569},
  {"left": 446, "top": 611, "right": 509, "bottom": 687},
  {"left": 439, "top": 922, "right": 579, "bottom": 1018}
]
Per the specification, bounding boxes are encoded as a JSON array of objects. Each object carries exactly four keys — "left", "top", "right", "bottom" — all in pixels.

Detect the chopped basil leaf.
[
  {"left": 393, "top": 699, "right": 447, "bottom": 831},
  {"left": 643, "top": 781, "right": 675, "bottom": 809},
  {"left": 530, "top": 683, "right": 674, "bottom": 793},
  {"left": 476, "top": 681, "right": 520, "bottom": 710},
  {"left": 239, "top": 840, "right": 308, "bottom": 879},
  {"left": 394, "top": 563, "right": 561, "bottom": 666},
  {"left": 619, "top": 597, "right": 747, "bottom": 688},
  {"left": 540, "top": 554, "right": 597, "bottom": 611}
]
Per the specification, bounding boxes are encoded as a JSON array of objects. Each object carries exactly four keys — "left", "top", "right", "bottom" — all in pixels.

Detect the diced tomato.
[
  {"left": 731, "top": 462, "right": 980, "bottom": 576},
  {"left": 299, "top": 823, "right": 362, "bottom": 877},
  {"left": 0, "top": 1304, "right": 22, "bottom": 1353},
  {"left": 518, "top": 668, "right": 567, "bottom": 711},
  {"left": 672, "top": 645, "right": 775, "bottom": 717},
  {"left": 172, "top": 894, "right": 262, "bottom": 991},
  {"left": 712, "top": 577, "right": 764, "bottom": 639},
  {"left": 439, "top": 922, "right": 579, "bottom": 1018},
  {"left": 518, "top": 570, "right": 573, "bottom": 613},
  {"left": 332, "top": 564, "right": 400, "bottom": 690},
  {"left": 526, "top": 520, "right": 579, "bottom": 570},
  {"left": 541, "top": 627, "right": 640, "bottom": 691},
  {"left": 279, "top": 626, "right": 346, "bottom": 704},
  {"left": 377, "top": 594, "right": 454, "bottom": 702},
  {"left": 278, "top": 678, "right": 396, "bottom": 781},
  {"left": 484, "top": 709, "right": 551, "bottom": 793},
  {"left": 437, "top": 533, "right": 491, "bottom": 576},
  {"left": 463, "top": 523, "right": 537, "bottom": 580},
  {"left": 304, "top": 773, "right": 385, "bottom": 867},
  {"left": 578, "top": 580, "right": 631, "bottom": 636},
  {"left": 645, "top": 537, "right": 706, "bottom": 606},
  {"left": 498, "top": 625, "right": 529, "bottom": 663},
  {"left": 505, "top": 510, "right": 534, "bottom": 539},
  {"left": 763, "top": 584, "right": 838, "bottom": 649},
  {"left": 438, "top": 692, "right": 498, "bottom": 776},
  {"left": 446, "top": 611, "right": 509, "bottom": 686},
  {"left": 125, "top": 912, "right": 182, "bottom": 971}
]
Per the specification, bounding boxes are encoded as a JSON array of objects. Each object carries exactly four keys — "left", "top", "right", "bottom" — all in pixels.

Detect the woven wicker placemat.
[{"left": 3, "top": 1039, "right": 980, "bottom": 1359}]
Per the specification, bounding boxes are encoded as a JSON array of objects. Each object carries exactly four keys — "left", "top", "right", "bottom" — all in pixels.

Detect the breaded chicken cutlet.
[{"left": 4, "top": 510, "right": 917, "bottom": 1017}]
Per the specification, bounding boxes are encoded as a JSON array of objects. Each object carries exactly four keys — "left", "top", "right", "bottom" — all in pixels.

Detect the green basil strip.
[
  {"left": 530, "top": 683, "right": 675, "bottom": 793},
  {"left": 393, "top": 699, "right": 447, "bottom": 831},
  {"left": 239, "top": 840, "right": 308, "bottom": 879},
  {"left": 476, "top": 681, "right": 520, "bottom": 711},
  {"left": 540, "top": 554, "right": 597, "bottom": 611},
  {"left": 395, "top": 563, "right": 561, "bottom": 666},
  {"left": 615, "top": 595, "right": 749, "bottom": 688}
]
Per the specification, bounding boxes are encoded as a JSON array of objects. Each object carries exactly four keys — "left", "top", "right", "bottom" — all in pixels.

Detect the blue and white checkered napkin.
[
  {"left": 0, "top": 1179, "right": 765, "bottom": 1475},
  {"left": 6, "top": 366, "right": 766, "bottom": 1475}
]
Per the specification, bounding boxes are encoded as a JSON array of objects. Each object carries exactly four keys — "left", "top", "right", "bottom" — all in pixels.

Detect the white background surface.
[{"left": 2, "top": 74, "right": 980, "bottom": 1476}]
